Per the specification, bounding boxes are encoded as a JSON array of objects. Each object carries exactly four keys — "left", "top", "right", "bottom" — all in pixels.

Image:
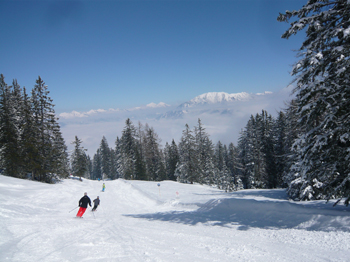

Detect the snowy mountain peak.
[
  {"left": 180, "top": 91, "right": 252, "bottom": 108},
  {"left": 146, "top": 102, "right": 170, "bottom": 108}
]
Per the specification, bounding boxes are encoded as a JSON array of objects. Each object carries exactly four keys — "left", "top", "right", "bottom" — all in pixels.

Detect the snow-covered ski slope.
[{"left": 1, "top": 175, "right": 350, "bottom": 262}]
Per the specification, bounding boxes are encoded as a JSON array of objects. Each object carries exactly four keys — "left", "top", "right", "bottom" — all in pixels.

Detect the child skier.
[
  {"left": 102, "top": 183, "right": 105, "bottom": 192},
  {"left": 76, "top": 192, "right": 91, "bottom": 218},
  {"left": 92, "top": 196, "right": 100, "bottom": 211}
]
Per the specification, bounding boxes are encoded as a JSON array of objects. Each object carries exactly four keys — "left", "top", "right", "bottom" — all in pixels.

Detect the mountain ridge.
[
  {"left": 179, "top": 91, "right": 254, "bottom": 108},
  {"left": 158, "top": 91, "right": 274, "bottom": 119}
]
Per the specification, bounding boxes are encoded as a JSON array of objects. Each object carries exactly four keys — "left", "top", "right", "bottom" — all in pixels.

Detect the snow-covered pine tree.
[
  {"left": 0, "top": 75, "right": 22, "bottom": 177},
  {"left": 214, "top": 141, "right": 224, "bottom": 171},
  {"left": 176, "top": 124, "right": 199, "bottom": 184},
  {"left": 71, "top": 136, "right": 88, "bottom": 179},
  {"left": 100, "top": 136, "right": 112, "bottom": 179},
  {"left": 278, "top": 0, "right": 350, "bottom": 205},
  {"left": 273, "top": 111, "right": 289, "bottom": 188},
  {"left": 115, "top": 136, "right": 123, "bottom": 179},
  {"left": 49, "top": 121, "right": 69, "bottom": 180},
  {"left": 214, "top": 141, "right": 233, "bottom": 191},
  {"left": 237, "top": 111, "right": 276, "bottom": 189},
  {"left": 238, "top": 115, "right": 262, "bottom": 188},
  {"left": 92, "top": 149, "right": 102, "bottom": 180},
  {"left": 194, "top": 119, "right": 213, "bottom": 184},
  {"left": 135, "top": 121, "right": 147, "bottom": 180},
  {"left": 143, "top": 124, "right": 165, "bottom": 181},
  {"left": 237, "top": 118, "right": 253, "bottom": 189},
  {"left": 20, "top": 87, "right": 38, "bottom": 178},
  {"left": 281, "top": 99, "right": 300, "bottom": 189},
  {"left": 86, "top": 155, "right": 93, "bottom": 179},
  {"left": 109, "top": 148, "right": 118, "bottom": 180},
  {"left": 201, "top": 136, "right": 215, "bottom": 186},
  {"left": 164, "top": 140, "right": 179, "bottom": 181},
  {"left": 31, "top": 76, "right": 66, "bottom": 182},
  {"left": 0, "top": 75, "right": 68, "bottom": 182},
  {"left": 10, "top": 80, "right": 24, "bottom": 176},
  {"left": 119, "top": 118, "right": 139, "bottom": 180},
  {"left": 227, "top": 142, "right": 241, "bottom": 190},
  {"left": 259, "top": 110, "right": 277, "bottom": 188}
]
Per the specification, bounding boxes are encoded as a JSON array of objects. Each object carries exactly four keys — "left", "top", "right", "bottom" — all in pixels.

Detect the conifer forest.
[{"left": 1, "top": 0, "right": 349, "bottom": 206}]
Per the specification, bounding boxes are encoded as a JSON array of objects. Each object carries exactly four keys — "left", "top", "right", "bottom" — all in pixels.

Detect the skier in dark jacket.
[
  {"left": 92, "top": 196, "right": 100, "bottom": 211},
  {"left": 76, "top": 192, "right": 91, "bottom": 217}
]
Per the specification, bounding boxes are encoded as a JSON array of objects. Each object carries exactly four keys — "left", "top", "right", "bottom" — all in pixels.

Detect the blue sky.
[{"left": 1, "top": 0, "right": 305, "bottom": 113}]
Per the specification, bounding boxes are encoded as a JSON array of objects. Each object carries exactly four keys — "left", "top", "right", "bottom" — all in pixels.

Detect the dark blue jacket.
[{"left": 79, "top": 195, "right": 91, "bottom": 208}]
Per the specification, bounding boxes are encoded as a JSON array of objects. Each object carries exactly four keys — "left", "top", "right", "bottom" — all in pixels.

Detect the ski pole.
[{"left": 69, "top": 206, "right": 79, "bottom": 213}]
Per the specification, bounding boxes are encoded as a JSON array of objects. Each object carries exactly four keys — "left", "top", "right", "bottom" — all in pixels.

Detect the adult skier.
[
  {"left": 102, "top": 183, "right": 105, "bottom": 192},
  {"left": 76, "top": 192, "right": 91, "bottom": 218},
  {"left": 92, "top": 196, "right": 100, "bottom": 211}
]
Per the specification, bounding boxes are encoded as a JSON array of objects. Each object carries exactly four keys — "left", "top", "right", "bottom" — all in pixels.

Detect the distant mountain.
[
  {"left": 179, "top": 92, "right": 253, "bottom": 108},
  {"left": 59, "top": 91, "right": 279, "bottom": 123},
  {"left": 158, "top": 91, "right": 273, "bottom": 119}
]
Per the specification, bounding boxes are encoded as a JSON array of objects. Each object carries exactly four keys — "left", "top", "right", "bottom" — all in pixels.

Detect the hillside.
[{"left": 1, "top": 175, "right": 349, "bottom": 261}]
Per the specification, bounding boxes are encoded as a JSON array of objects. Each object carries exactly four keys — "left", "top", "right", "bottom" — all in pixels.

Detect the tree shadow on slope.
[{"left": 124, "top": 196, "right": 350, "bottom": 232}]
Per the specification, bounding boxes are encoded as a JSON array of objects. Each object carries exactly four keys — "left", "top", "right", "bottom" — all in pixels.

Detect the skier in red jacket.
[{"left": 76, "top": 192, "right": 91, "bottom": 218}]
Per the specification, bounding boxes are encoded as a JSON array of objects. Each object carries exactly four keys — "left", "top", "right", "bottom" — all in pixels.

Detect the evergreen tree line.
[
  {"left": 80, "top": 114, "right": 291, "bottom": 192},
  {"left": 0, "top": 75, "right": 69, "bottom": 182}
]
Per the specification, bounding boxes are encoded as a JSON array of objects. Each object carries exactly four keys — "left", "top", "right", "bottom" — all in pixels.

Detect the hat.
[{"left": 84, "top": 192, "right": 87, "bottom": 195}]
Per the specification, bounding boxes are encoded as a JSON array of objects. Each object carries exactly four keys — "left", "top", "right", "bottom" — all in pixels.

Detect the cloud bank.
[{"left": 59, "top": 87, "right": 294, "bottom": 156}]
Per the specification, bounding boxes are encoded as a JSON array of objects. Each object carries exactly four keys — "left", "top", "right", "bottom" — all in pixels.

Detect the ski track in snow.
[{"left": 0, "top": 175, "right": 350, "bottom": 262}]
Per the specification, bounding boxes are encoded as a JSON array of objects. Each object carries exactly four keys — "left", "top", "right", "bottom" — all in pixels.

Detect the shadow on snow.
[{"left": 124, "top": 189, "right": 350, "bottom": 232}]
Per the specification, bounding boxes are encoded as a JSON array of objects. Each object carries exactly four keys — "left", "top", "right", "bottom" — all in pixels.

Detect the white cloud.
[
  {"left": 59, "top": 88, "right": 294, "bottom": 155},
  {"left": 59, "top": 108, "right": 121, "bottom": 119}
]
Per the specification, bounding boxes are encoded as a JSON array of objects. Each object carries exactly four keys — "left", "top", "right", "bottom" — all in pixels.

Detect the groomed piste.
[{"left": 1, "top": 175, "right": 349, "bottom": 261}]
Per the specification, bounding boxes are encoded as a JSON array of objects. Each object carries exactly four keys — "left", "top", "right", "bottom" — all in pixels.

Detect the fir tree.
[
  {"left": 109, "top": 148, "right": 118, "bottom": 180},
  {"left": 135, "top": 121, "right": 147, "bottom": 180},
  {"left": 0, "top": 75, "right": 68, "bottom": 182},
  {"left": 278, "top": 0, "right": 350, "bottom": 205},
  {"left": 143, "top": 124, "right": 164, "bottom": 181},
  {"left": 115, "top": 137, "right": 123, "bottom": 179},
  {"left": 92, "top": 149, "right": 102, "bottom": 180},
  {"left": 31, "top": 76, "right": 66, "bottom": 182},
  {"left": 176, "top": 124, "right": 198, "bottom": 183},
  {"left": 259, "top": 110, "right": 277, "bottom": 188},
  {"left": 194, "top": 119, "right": 213, "bottom": 184},
  {"left": 71, "top": 136, "right": 88, "bottom": 179},
  {"left": 164, "top": 139, "right": 179, "bottom": 181},
  {"left": 227, "top": 142, "right": 241, "bottom": 190},
  {"left": 20, "top": 87, "right": 38, "bottom": 178},
  {"left": 273, "top": 111, "right": 289, "bottom": 188},
  {"left": 214, "top": 141, "right": 232, "bottom": 190},
  {"left": 0, "top": 75, "right": 22, "bottom": 177},
  {"left": 238, "top": 115, "right": 261, "bottom": 188},
  {"left": 119, "top": 118, "right": 138, "bottom": 180},
  {"left": 202, "top": 136, "right": 215, "bottom": 186},
  {"left": 100, "top": 136, "right": 112, "bottom": 179}
]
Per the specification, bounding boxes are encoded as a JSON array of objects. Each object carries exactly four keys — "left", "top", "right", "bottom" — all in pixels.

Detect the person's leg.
[
  {"left": 80, "top": 207, "right": 87, "bottom": 217},
  {"left": 76, "top": 207, "right": 84, "bottom": 217}
]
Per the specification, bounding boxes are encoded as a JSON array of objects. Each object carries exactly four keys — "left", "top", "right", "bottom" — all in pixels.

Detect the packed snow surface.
[{"left": 1, "top": 175, "right": 350, "bottom": 262}]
